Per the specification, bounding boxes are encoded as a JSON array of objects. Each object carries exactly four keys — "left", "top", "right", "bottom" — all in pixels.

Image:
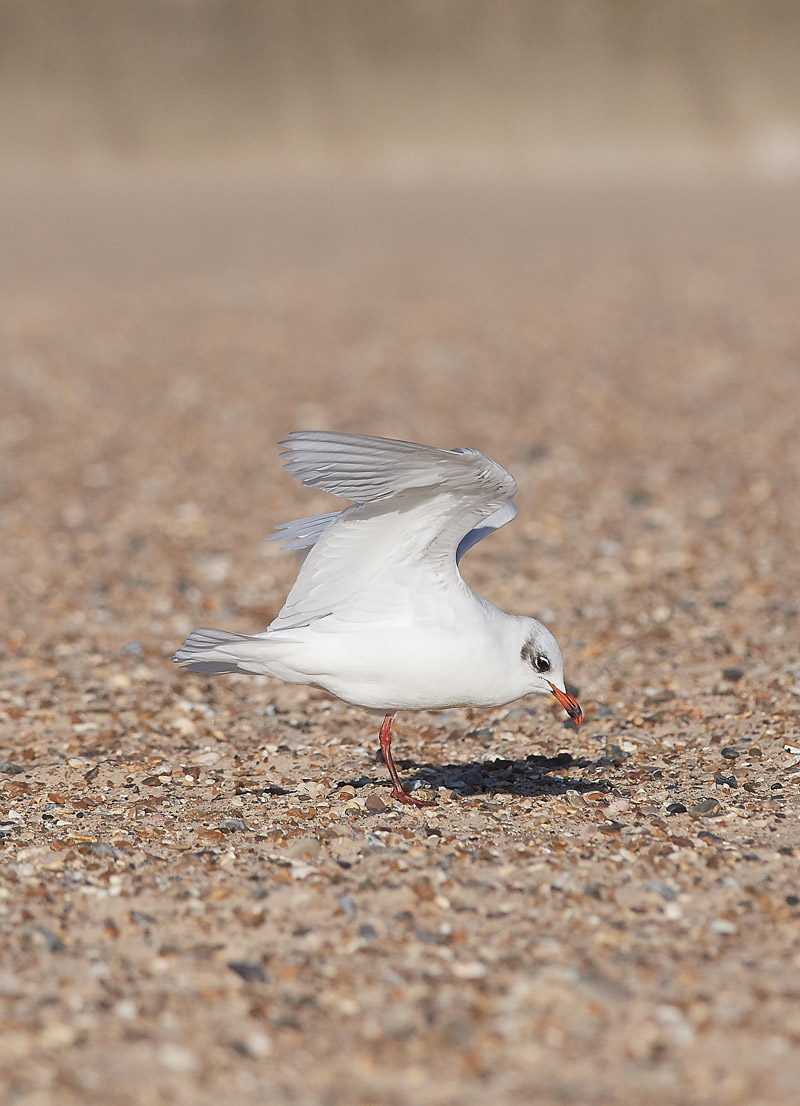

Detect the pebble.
[
  {"left": 689, "top": 798, "right": 720, "bottom": 817},
  {"left": 708, "top": 919, "right": 737, "bottom": 935},
  {"left": 338, "top": 895, "right": 357, "bottom": 919},
  {"left": 721, "top": 667, "right": 744, "bottom": 682},
  {"left": 646, "top": 881, "right": 678, "bottom": 901},
  {"left": 607, "top": 798, "right": 630, "bottom": 817},
  {"left": 228, "top": 960, "right": 268, "bottom": 983},
  {"left": 365, "top": 794, "right": 388, "bottom": 813},
  {"left": 21, "top": 924, "right": 63, "bottom": 952},
  {"left": 218, "top": 818, "right": 247, "bottom": 833}
]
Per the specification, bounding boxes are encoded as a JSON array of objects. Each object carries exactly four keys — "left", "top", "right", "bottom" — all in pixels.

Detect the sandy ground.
[{"left": 1, "top": 171, "right": 800, "bottom": 1106}]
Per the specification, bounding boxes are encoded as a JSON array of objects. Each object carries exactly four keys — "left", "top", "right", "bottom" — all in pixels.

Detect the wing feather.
[{"left": 268, "top": 432, "right": 518, "bottom": 632}]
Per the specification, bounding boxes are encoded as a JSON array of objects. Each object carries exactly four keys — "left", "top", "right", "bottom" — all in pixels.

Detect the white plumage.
[{"left": 173, "top": 431, "right": 581, "bottom": 805}]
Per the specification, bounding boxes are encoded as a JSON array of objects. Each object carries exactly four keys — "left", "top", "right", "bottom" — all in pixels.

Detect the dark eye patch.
[{"left": 521, "top": 640, "right": 552, "bottom": 674}]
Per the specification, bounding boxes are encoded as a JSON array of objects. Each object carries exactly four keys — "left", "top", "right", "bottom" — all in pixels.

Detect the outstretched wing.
[{"left": 267, "top": 431, "right": 517, "bottom": 632}]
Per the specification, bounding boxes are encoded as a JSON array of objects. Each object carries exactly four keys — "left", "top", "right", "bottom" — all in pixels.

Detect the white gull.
[{"left": 173, "top": 431, "right": 582, "bottom": 806}]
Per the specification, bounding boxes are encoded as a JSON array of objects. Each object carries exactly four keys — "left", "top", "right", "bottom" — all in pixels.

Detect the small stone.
[
  {"left": 0, "top": 762, "right": 24, "bottom": 775},
  {"left": 411, "top": 877, "right": 435, "bottom": 901},
  {"left": 89, "top": 842, "right": 121, "bottom": 859},
  {"left": 708, "top": 919, "right": 737, "bottom": 935},
  {"left": 365, "top": 794, "right": 388, "bottom": 813},
  {"left": 337, "top": 785, "right": 357, "bottom": 800},
  {"left": 241, "top": 1031, "right": 272, "bottom": 1058},
  {"left": 218, "top": 817, "right": 247, "bottom": 833},
  {"left": 721, "top": 667, "right": 744, "bottom": 682},
  {"left": 604, "top": 744, "right": 628, "bottom": 766},
  {"left": 228, "top": 960, "right": 267, "bottom": 983},
  {"left": 607, "top": 798, "right": 630, "bottom": 817},
  {"left": 689, "top": 798, "right": 720, "bottom": 817},
  {"left": 646, "top": 881, "right": 678, "bottom": 901},
  {"left": 21, "top": 925, "right": 63, "bottom": 952},
  {"left": 720, "top": 746, "right": 739, "bottom": 760},
  {"left": 338, "top": 895, "right": 357, "bottom": 919},
  {"left": 666, "top": 802, "right": 687, "bottom": 815}
]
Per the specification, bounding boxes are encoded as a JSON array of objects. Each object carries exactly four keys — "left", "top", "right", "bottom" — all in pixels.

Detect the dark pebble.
[
  {"left": 666, "top": 802, "right": 687, "bottom": 815},
  {"left": 604, "top": 744, "right": 628, "bottom": 766},
  {"left": 786, "top": 895, "right": 799, "bottom": 906},
  {"left": 228, "top": 960, "right": 267, "bottom": 983},
  {"left": 416, "top": 929, "right": 449, "bottom": 946},
  {"left": 721, "top": 667, "right": 744, "bottom": 682},
  {"left": 21, "top": 924, "right": 63, "bottom": 952},
  {"left": 0, "top": 762, "right": 25, "bottom": 775},
  {"left": 721, "top": 747, "right": 739, "bottom": 759}
]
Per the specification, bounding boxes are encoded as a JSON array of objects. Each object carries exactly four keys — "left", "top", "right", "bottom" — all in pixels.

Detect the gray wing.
[
  {"left": 267, "top": 431, "right": 518, "bottom": 631},
  {"left": 277, "top": 431, "right": 514, "bottom": 503}
]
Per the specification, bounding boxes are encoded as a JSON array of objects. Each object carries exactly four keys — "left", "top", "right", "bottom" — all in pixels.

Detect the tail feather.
[{"left": 172, "top": 627, "right": 275, "bottom": 676}]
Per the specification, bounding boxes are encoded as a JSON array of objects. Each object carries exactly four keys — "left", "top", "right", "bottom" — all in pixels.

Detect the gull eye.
[{"left": 533, "top": 654, "right": 550, "bottom": 674}]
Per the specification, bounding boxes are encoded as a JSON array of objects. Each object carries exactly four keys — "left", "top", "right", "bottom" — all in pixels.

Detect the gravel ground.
[{"left": 1, "top": 172, "right": 799, "bottom": 1106}]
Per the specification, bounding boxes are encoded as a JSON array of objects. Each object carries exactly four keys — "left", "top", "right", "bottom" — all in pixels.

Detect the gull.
[{"left": 173, "top": 431, "right": 582, "bottom": 806}]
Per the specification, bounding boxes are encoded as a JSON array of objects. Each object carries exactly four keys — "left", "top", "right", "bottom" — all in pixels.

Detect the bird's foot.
[{"left": 391, "top": 786, "right": 437, "bottom": 808}]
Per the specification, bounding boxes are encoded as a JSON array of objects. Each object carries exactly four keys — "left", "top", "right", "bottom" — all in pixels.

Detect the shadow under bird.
[{"left": 173, "top": 431, "right": 582, "bottom": 806}]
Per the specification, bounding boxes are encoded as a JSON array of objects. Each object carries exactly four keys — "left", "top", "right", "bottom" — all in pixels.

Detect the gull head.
[{"left": 519, "top": 619, "right": 582, "bottom": 726}]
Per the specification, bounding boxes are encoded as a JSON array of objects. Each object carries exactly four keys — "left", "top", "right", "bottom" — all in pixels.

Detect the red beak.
[{"left": 548, "top": 682, "right": 582, "bottom": 727}]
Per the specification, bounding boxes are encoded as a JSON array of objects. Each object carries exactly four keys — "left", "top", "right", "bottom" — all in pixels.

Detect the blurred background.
[{"left": 2, "top": 0, "right": 800, "bottom": 176}]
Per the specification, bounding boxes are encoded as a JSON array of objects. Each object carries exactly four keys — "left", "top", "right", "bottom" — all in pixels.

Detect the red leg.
[{"left": 378, "top": 713, "right": 436, "bottom": 807}]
